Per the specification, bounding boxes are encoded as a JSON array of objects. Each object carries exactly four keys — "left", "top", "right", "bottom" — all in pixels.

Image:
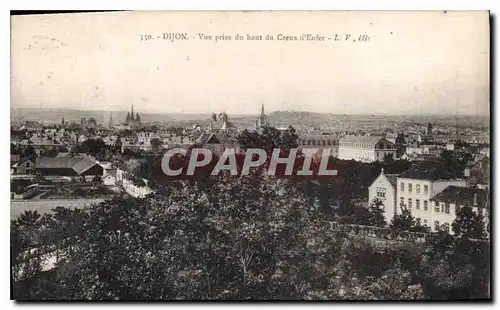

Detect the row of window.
[
  {"left": 376, "top": 187, "right": 386, "bottom": 198},
  {"left": 400, "top": 182, "right": 428, "bottom": 194},
  {"left": 434, "top": 201, "right": 451, "bottom": 214},
  {"left": 399, "top": 198, "right": 451, "bottom": 214},
  {"left": 300, "top": 140, "right": 336, "bottom": 146},
  {"left": 340, "top": 142, "right": 375, "bottom": 149}
]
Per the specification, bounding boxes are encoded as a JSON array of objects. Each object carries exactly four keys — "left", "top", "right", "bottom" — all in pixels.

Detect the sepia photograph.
[{"left": 10, "top": 10, "right": 491, "bottom": 301}]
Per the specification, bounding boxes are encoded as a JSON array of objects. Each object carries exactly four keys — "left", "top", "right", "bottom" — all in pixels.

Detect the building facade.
[
  {"left": 396, "top": 167, "right": 467, "bottom": 232},
  {"left": 429, "top": 186, "right": 489, "bottom": 235},
  {"left": 368, "top": 168, "right": 398, "bottom": 224},
  {"left": 297, "top": 133, "right": 339, "bottom": 161},
  {"left": 338, "top": 136, "right": 396, "bottom": 163}
]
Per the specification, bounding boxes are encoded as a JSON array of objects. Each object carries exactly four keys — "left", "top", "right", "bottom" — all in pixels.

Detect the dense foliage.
[{"left": 11, "top": 173, "right": 490, "bottom": 300}]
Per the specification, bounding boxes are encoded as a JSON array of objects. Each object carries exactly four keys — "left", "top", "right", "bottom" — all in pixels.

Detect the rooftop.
[
  {"left": 36, "top": 155, "right": 100, "bottom": 175},
  {"left": 430, "top": 186, "right": 489, "bottom": 208},
  {"left": 341, "top": 135, "right": 385, "bottom": 143},
  {"left": 399, "top": 162, "right": 459, "bottom": 180}
]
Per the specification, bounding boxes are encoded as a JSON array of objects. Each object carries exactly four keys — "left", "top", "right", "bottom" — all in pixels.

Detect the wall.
[
  {"left": 368, "top": 173, "right": 396, "bottom": 224},
  {"left": 116, "top": 168, "right": 153, "bottom": 198},
  {"left": 397, "top": 177, "right": 467, "bottom": 231}
]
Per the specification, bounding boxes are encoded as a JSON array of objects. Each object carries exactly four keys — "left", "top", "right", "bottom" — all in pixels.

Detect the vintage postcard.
[{"left": 10, "top": 10, "right": 490, "bottom": 301}]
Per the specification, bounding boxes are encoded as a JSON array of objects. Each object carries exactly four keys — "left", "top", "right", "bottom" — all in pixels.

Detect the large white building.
[
  {"left": 430, "top": 186, "right": 489, "bottom": 235},
  {"left": 368, "top": 168, "right": 398, "bottom": 223},
  {"left": 338, "top": 136, "right": 396, "bottom": 163},
  {"left": 297, "top": 133, "right": 339, "bottom": 162},
  {"left": 396, "top": 165, "right": 467, "bottom": 232}
]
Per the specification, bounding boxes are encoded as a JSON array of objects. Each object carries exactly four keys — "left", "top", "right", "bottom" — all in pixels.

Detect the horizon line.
[{"left": 10, "top": 106, "right": 490, "bottom": 118}]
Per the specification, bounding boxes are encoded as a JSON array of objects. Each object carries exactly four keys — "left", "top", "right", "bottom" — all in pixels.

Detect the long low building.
[
  {"left": 338, "top": 135, "right": 397, "bottom": 163},
  {"left": 35, "top": 155, "right": 104, "bottom": 177}
]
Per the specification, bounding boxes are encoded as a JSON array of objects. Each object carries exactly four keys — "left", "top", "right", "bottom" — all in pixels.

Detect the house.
[
  {"left": 195, "top": 132, "right": 240, "bottom": 156},
  {"left": 20, "top": 121, "right": 43, "bottom": 132},
  {"left": 338, "top": 136, "right": 397, "bottom": 163},
  {"left": 35, "top": 155, "right": 103, "bottom": 177},
  {"left": 368, "top": 168, "right": 398, "bottom": 224},
  {"left": 430, "top": 186, "right": 489, "bottom": 235},
  {"left": 396, "top": 163, "right": 468, "bottom": 232},
  {"left": 11, "top": 156, "right": 35, "bottom": 175}
]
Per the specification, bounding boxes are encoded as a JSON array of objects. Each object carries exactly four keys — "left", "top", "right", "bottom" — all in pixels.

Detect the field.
[{"left": 11, "top": 198, "right": 105, "bottom": 220}]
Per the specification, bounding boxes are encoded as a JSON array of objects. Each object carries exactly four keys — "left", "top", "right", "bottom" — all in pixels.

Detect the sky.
[{"left": 11, "top": 11, "right": 490, "bottom": 116}]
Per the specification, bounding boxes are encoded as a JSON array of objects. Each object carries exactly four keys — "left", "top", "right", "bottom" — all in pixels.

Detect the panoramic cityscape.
[{"left": 10, "top": 11, "right": 490, "bottom": 301}]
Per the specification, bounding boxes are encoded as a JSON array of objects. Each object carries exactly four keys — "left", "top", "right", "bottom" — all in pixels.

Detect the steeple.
[
  {"left": 257, "top": 103, "right": 267, "bottom": 127},
  {"left": 109, "top": 113, "right": 114, "bottom": 127},
  {"left": 130, "top": 105, "right": 135, "bottom": 121}
]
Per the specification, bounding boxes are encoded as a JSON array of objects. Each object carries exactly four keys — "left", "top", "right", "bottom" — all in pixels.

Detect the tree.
[
  {"left": 260, "top": 125, "right": 283, "bottom": 153},
  {"left": 358, "top": 259, "right": 425, "bottom": 300},
  {"left": 237, "top": 125, "right": 299, "bottom": 153},
  {"left": 367, "top": 198, "right": 387, "bottom": 228},
  {"left": 390, "top": 208, "right": 415, "bottom": 231},
  {"left": 150, "top": 138, "right": 163, "bottom": 153},
  {"left": 452, "top": 206, "right": 486, "bottom": 240},
  {"left": 23, "top": 146, "right": 37, "bottom": 159},
  {"left": 280, "top": 126, "right": 299, "bottom": 150},
  {"left": 336, "top": 199, "right": 385, "bottom": 228},
  {"left": 10, "top": 171, "right": 490, "bottom": 300},
  {"left": 438, "top": 150, "right": 474, "bottom": 179},
  {"left": 237, "top": 129, "right": 263, "bottom": 150},
  {"left": 420, "top": 232, "right": 490, "bottom": 299},
  {"left": 76, "top": 138, "right": 107, "bottom": 156},
  {"left": 383, "top": 153, "right": 394, "bottom": 164}
]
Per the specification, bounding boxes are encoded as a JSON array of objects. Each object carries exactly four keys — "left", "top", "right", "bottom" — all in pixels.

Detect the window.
[
  {"left": 416, "top": 184, "right": 420, "bottom": 194},
  {"left": 434, "top": 221, "right": 440, "bottom": 231},
  {"left": 408, "top": 198, "right": 412, "bottom": 209},
  {"left": 400, "top": 197, "right": 404, "bottom": 206},
  {"left": 416, "top": 199, "right": 420, "bottom": 210},
  {"left": 424, "top": 200, "right": 428, "bottom": 211},
  {"left": 424, "top": 185, "right": 429, "bottom": 194},
  {"left": 441, "top": 203, "right": 445, "bottom": 213},
  {"left": 424, "top": 219, "right": 428, "bottom": 225},
  {"left": 409, "top": 183, "right": 412, "bottom": 192},
  {"left": 435, "top": 202, "right": 440, "bottom": 212},
  {"left": 445, "top": 203, "right": 450, "bottom": 214},
  {"left": 376, "top": 187, "right": 386, "bottom": 198},
  {"left": 444, "top": 223, "right": 450, "bottom": 233},
  {"left": 400, "top": 182, "right": 404, "bottom": 192}
]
